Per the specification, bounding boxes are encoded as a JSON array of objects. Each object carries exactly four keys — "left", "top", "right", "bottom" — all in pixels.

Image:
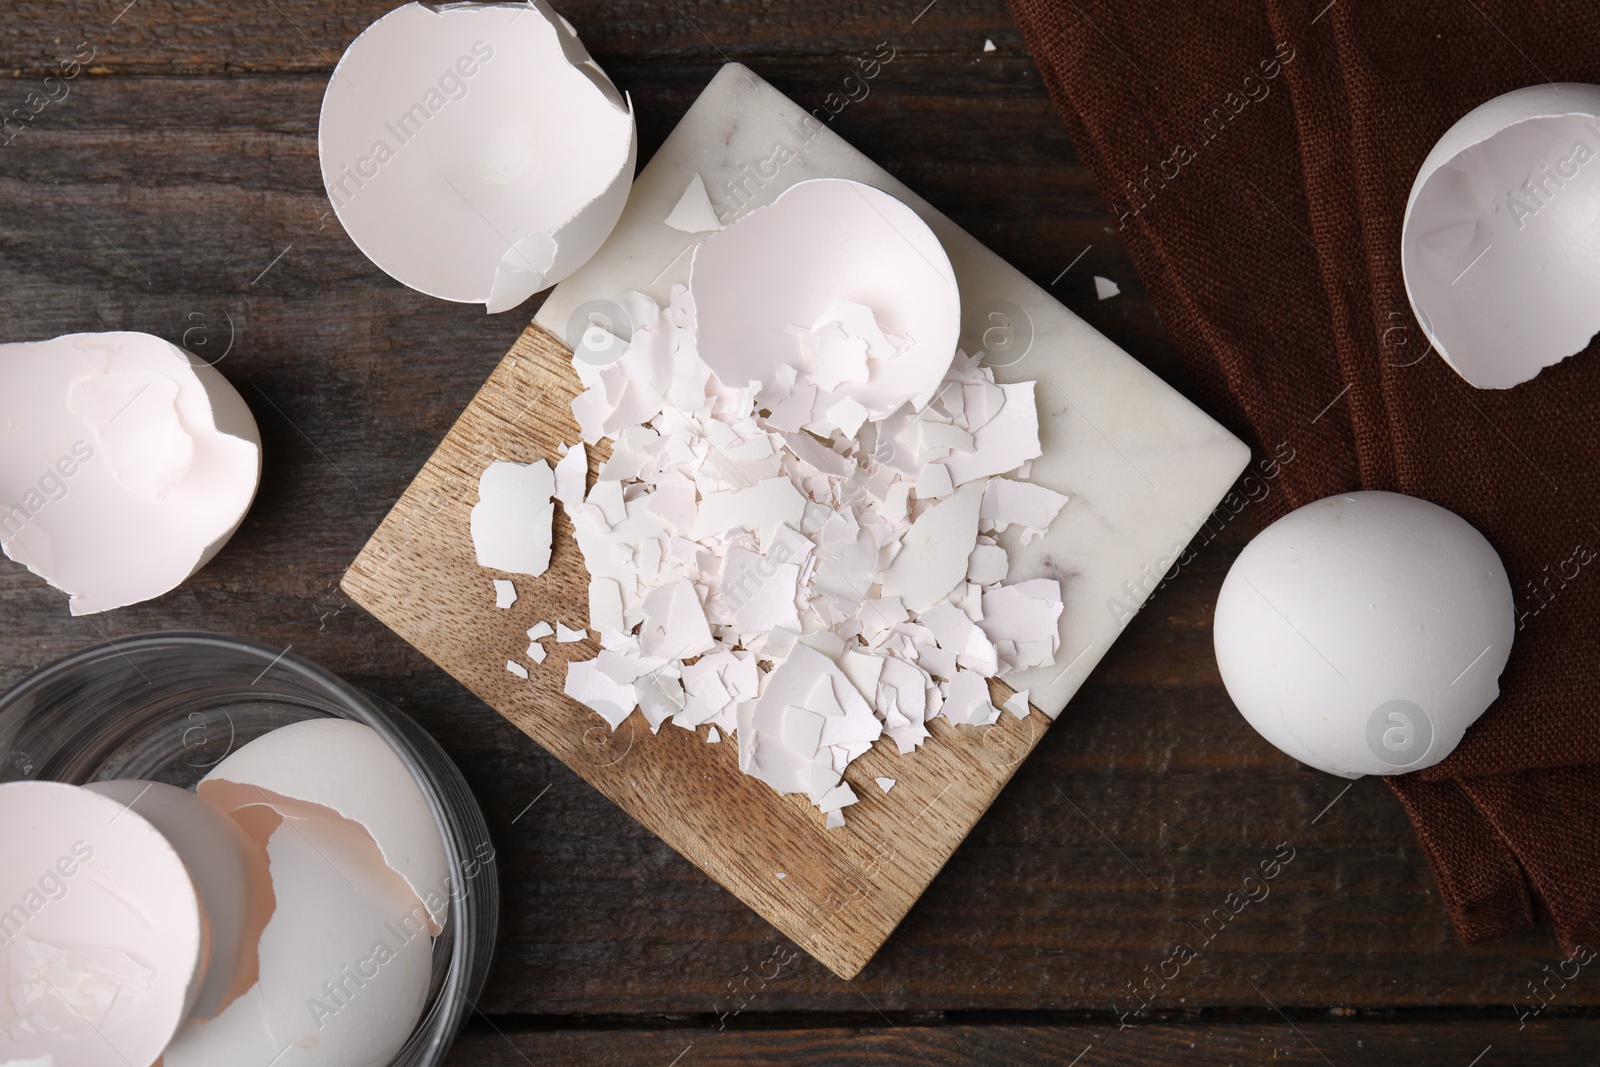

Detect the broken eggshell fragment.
[
  {"left": 1214, "top": 491, "right": 1514, "bottom": 778},
  {"left": 320, "top": 1, "right": 637, "bottom": 312},
  {"left": 0, "top": 332, "right": 261, "bottom": 616},
  {"left": 1402, "top": 82, "right": 1600, "bottom": 388},
  {"left": 688, "top": 178, "right": 961, "bottom": 418},
  {"left": 471, "top": 459, "right": 555, "bottom": 576}
]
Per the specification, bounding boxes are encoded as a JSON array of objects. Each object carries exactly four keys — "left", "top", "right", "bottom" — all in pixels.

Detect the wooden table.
[{"left": 3, "top": 2, "right": 1596, "bottom": 1062}]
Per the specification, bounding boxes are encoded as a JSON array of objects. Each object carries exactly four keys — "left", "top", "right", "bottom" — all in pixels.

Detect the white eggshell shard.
[
  {"left": 471, "top": 459, "right": 555, "bottom": 576},
  {"left": 1402, "top": 83, "right": 1600, "bottom": 388},
  {"left": 198, "top": 718, "right": 451, "bottom": 935},
  {"left": 688, "top": 178, "right": 961, "bottom": 417},
  {"left": 0, "top": 782, "right": 205, "bottom": 1067},
  {"left": 0, "top": 332, "right": 261, "bottom": 616},
  {"left": 1214, "top": 491, "right": 1514, "bottom": 779},
  {"left": 83, "top": 781, "right": 272, "bottom": 1023},
  {"left": 319, "top": 1, "right": 636, "bottom": 312},
  {"left": 162, "top": 813, "right": 432, "bottom": 1067}
]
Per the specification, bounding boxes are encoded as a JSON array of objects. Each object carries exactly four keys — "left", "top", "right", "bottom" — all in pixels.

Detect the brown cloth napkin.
[{"left": 1005, "top": 0, "right": 1600, "bottom": 951}]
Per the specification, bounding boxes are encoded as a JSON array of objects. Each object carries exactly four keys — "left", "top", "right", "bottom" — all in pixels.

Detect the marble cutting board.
[{"left": 343, "top": 62, "right": 1250, "bottom": 979}]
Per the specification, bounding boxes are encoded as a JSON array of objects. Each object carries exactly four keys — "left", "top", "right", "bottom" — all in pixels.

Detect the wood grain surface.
[
  {"left": 2, "top": 0, "right": 1597, "bottom": 1061},
  {"left": 341, "top": 321, "right": 1048, "bottom": 980}
]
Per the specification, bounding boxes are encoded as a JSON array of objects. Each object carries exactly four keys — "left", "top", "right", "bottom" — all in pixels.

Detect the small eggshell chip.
[
  {"left": 0, "top": 782, "right": 204, "bottom": 1067},
  {"left": 0, "top": 332, "right": 261, "bottom": 615},
  {"left": 1214, "top": 491, "right": 1514, "bottom": 778},
  {"left": 663, "top": 173, "right": 723, "bottom": 234},
  {"left": 320, "top": 1, "right": 637, "bottom": 311},
  {"left": 198, "top": 718, "right": 452, "bottom": 934},
  {"left": 1402, "top": 83, "right": 1600, "bottom": 388},
  {"left": 84, "top": 781, "right": 272, "bottom": 1022},
  {"left": 688, "top": 178, "right": 961, "bottom": 417},
  {"left": 162, "top": 813, "right": 432, "bottom": 1067}
]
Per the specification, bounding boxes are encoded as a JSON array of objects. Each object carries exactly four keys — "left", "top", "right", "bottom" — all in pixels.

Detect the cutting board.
[{"left": 343, "top": 63, "right": 1249, "bottom": 979}]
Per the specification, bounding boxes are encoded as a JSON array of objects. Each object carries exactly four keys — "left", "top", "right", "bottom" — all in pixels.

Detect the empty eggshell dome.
[
  {"left": 0, "top": 781, "right": 206, "bottom": 1067},
  {"left": 319, "top": 1, "right": 637, "bottom": 313},
  {"left": 0, "top": 331, "right": 262, "bottom": 616},
  {"left": 198, "top": 718, "right": 453, "bottom": 935},
  {"left": 1402, "top": 83, "right": 1600, "bottom": 388},
  {"left": 1213, "top": 491, "right": 1514, "bottom": 778},
  {"left": 688, "top": 178, "right": 962, "bottom": 418},
  {"left": 84, "top": 780, "right": 273, "bottom": 1023},
  {"left": 160, "top": 809, "right": 434, "bottom": 1067}
]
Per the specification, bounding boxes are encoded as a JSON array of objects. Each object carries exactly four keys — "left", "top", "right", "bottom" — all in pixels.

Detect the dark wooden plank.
[
  {"left": 1, "top": 0, "right": 1590, "bottom": 1024},
  {"left": 442, "top": 1018, "right": 1600, "bottom": 1065},
  {"left": 1, "top": 0, "right": 1035, "bottom": 74}
]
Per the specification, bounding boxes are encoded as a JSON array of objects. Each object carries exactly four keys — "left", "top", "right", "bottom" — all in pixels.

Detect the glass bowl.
[{"left": 0, "top": 631, "right": 497, "bottom": 1067}]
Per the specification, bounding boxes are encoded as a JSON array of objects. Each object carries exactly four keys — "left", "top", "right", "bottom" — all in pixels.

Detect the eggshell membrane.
[
  {"left": 688, "top": 178, "right": 962, "bottom": 417},
  {"left": 0, "top": 781, "right": 204, "bottom": 1067},
  {"left": 1213, "top": 491, "right": 1514, "bottom": 778},
  {"left": 199, "top": 719, "right": 451, "bottom": 935},
  {"left": 319, "top": 0, "right": 636, "bottom": 311},
  {"left": 1402, "top": 83, "right": 1600, "bottom": 388},
  {"left": 161, "top": 811, "right": 432, "bottom": 1067},
  {"left": 0, "top": 332, "right": 261, "bottom": 615},
  {"left": 84, "top": 781, "right": 272, "bottom": 1022}
]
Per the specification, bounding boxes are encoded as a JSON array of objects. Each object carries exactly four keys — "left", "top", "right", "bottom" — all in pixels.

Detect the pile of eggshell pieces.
[
  {"left": 0, "top": 719, "right": 450, "bottom": 1067},
  {"left": 474, "top": 178, "right": 1069, "bottom": 828}
]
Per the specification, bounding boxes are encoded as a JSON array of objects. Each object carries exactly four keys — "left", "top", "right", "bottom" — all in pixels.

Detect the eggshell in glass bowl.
[
  {"left": 162, "top": 809, "right": 433, "bottom": 1067},
  {"left": 0, "top": 781, "right": 204, "bottom": 1067},
  {"left": 198, "top": 718, "right": 451, "bottom": 934}
]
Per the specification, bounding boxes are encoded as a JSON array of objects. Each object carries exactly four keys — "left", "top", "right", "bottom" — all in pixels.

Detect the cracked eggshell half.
[
  {"left": 0, "top": 332, "right": 261, "bottom": 616},
  {"left": 1402, "top": 83, "right": 1600, "bottom": 388},
  {"left": 198, "top": 718, "right": 452, "bottom": 935},
  {"left": 320, "top": 1, "right": 637, "bottom": 313},
  {"left": 0, "top": 781, "right": 204, "bottom": 1067},
  {"left": 1213, "top": 491, "right": 1514, "bottom": 779},
  {"left": 161, "top": 807, "right": 433, "bottom": 1067},
  {"left": 84, "top": 780, "right": 273, "bottom": 1023},
  {"left": 688, "top": 178, "right": 961, "bottom": 417}
]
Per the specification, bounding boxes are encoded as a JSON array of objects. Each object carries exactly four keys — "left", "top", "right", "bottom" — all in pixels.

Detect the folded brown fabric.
[{"left": 1006, "top": 0, "right": 1600, "bottom": 951}]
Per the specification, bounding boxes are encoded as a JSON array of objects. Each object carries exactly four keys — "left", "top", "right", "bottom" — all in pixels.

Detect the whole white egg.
[{"left": 1214, "top": 491, "right": 1514, "bottom": 778}]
